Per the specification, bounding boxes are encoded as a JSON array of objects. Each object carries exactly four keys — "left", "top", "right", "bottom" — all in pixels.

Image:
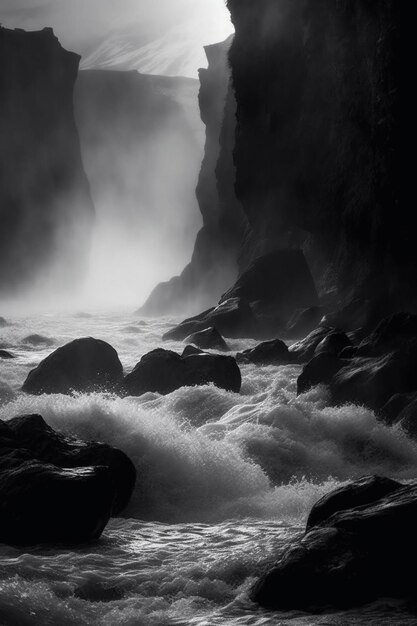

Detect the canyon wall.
[
  {"left": 0, "top": 27, "right": 94, "bottom": 296},
  {"left": 226, "top": 0, "right": 407, "bottom": 322},
  {"left": 139, "top": 35, "right": 247, "bottom": 315}
]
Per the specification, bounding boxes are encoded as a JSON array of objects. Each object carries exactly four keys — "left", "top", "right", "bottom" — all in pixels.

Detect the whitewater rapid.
[{"left": 1, "top": 311, "right": 417, "bottom": 624}]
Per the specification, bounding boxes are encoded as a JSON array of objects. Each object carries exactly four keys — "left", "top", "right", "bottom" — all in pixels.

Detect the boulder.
[
  {"left": 0, "top": 350, "right": 14, "bottom": 359},
  {"left": 163, "top": 297, "right": 258, "bottom": 341},
  {"left": 23, "top": 334, "right": 54, "bottom": 347},
  {"left": 314, "top": 331, "right": 352, "bottom": 357},
  {"left": 22, "top": 337, "right": 123, "bottom": 395},
  {"left": 6, "top": 414, "right": 136, "bottom": 515},
  {"left": 123, "top": 348, "right": 241, "bottom": 395},
  {"left": 252, "top": 477, "right": 417, "bottom": 610},
  {"left": 297, "top": 353, "right": 345, "bottom": 395},
  {"left": 0, "top": 317, "right": 7, "bottom": 327},
  {"left": 237, "top": 338, "right": 291, "bottom": 366},
  {"left": 184, "top": 326, "right": 229, "bottom": 351},
  {"left": 0, "top": 417, "right": 133, "bottom": 545},
  {"left": 289, "top": 325, "right": 336, "bottom": 363},
  {"left": 181, "top": 345, "right": 205, "bottom": 357}
]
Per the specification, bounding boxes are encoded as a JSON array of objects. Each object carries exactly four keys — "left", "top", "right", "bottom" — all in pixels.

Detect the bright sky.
[{"left": 0, "top": 0, "right": 233, "bottom": 75}]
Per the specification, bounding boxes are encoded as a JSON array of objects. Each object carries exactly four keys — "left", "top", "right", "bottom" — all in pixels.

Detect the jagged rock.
[
  {"left": 297, "top": 353, "right": 345, "bottom": 395},
  {"left": 252, "top": 477, "right": 417, "bottom": 610},
  {"left": 0, "top": 417, "right": 135, "bottom": 545},
  {"left": 6, "top": 414, "right": 136, "bottom": 515},
  {"left": 286, "top": 306, "right": 324, "bottom": 338},
  {"left": 163, "top": 297, "right": 258, "bottom": 341},
  {"left": 123, "top": 348, "right": 241, "bottom": 396},
  {"left": 331, "top": 341, "right": 417, "bottom": 411},
  {"left": 357, "top": 313, "right": 417, "bottom": 357},
  {"left": 0, "top": 350, "right": 14, "bottom": 359},
  {"left": 306, "top": 476, "right": 402, "bottom": 530},
  {"left": 184, "top": 326, "right": 229, "bottom": 352},
  {"left": 314, "top": 331, "right": 352, "bottom": 357},
  {"left": 289, "top": 325, "right": 336, "bottom": 363},
  {"left": 237, "top": 338, "right": 291, "bottom": 366},
  {"left": 22, "top": 338, "right": 123, "bottom": 395},
  {"left": 221, "top": 250, "right": 318, "bottom": 320}
]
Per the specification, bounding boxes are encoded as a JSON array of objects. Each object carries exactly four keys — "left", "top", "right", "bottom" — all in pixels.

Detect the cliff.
[
  {"left": 226, "top": 0, "right": 407, "bottom": 323},
  {"left": 139, "top": 35, "right": 246, "bottom": 316},
  {"left": 0, "top": 27, "right": 94, "bottom": 296}
]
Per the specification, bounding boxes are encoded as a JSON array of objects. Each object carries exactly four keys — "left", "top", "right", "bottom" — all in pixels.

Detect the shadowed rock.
[
  {"left": 0, "top": 416, "right": 136, "bottom": 545},
  {"left": 286, "top": 306, "right": 324, "bottom": 338},
  {"left": 184, "top": 326, "right": 229, "bottom": 351},
  {"left": 0, "top": 350, "right": 14, "bottom": 359},
  {"left": 23, "top": 334, "right": 54, "bottom": 347},
  {"left": 297, "top": 353, "right": 346, "bottom": 395},
  {"left": 22, "top": 338, "right": 123, "bottom": 395},
  {"left": 252, "top": 476, "right": 417, "bottom": 610},
  {"left": 314, "top": 331, "right": 352, "bottom": 357},
  {"left": 289, "top": 325, "right": 336, "bottom": 363},
  {"left": 237, "top": 338, "right": 291, "bottom": 366},
  {"left": 357, "top": 312, "right": 417, "bottom": 357},
  {"left": 123, "top": 348, "right": 241, "bottom": 396},
  {"left": 0, "top": 317, "right": 7, "bottom": 327}
]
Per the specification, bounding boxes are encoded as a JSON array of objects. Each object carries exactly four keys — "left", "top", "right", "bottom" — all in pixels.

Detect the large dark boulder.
[
  {"left": 6, "top": 414, "right": 135, "bottom": 515},
  {"left": 297, "top": 353, "right": 346, "bottom": 395},
  {"left": 252, "top": 477, "right": 417, "bottom": 611},
  {"left": 184, "top": 326, "right": 229, "bottom": 352},
  {"left": 163, "top": 297, "right": 258, "bottom": 341},
  {"left": 314, "top": 331, "right": 352, "bottom": 357},
  {"left": 22, "top": 338, "right": 123, "bottom": 395},
  {"left": 289, "top": 325, "right": 336, "bottom": 363},
  {"left": 0, "top": 417, "right": 133, "bottom": 545},
  {"left": 123, "top": 348, "right": 241, "bottom": 395},
  {"left": 237, "top": 338, "right": 291, "bottom": 366}
]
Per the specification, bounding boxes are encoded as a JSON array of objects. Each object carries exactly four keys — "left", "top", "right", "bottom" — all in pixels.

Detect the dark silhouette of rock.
[
  {"left": 0, "top": 350, "right": 14, "bottom": 359},
  {"left": 0, "top": 317, "right": 7, "bottom": 327},
  {"left": 252, "top": 476, "right": 417, "bottom": 610},
  {"left": 357, "top": 312, "right": 417, "bottom": 357},
  {"left": 314, "top": 331, "right": 352, "bottom": 357},
  {"left": 380, "top": 392, "right": 417, "bottom": 426},
  {"left": 23, "top": 334, "right": 54, "bottom": 347},
  {"left": 184, "top": 326, "right": 229, "bottom": 351},
  {"left": 339, "top": 346, "right": 358, "bottom": 359},
  {"left": 6, "top": 414, "right": 135, "bottom": 515},
  {"left": 221, "top": 251, "right": 318, "bottom": 322},
  {"left": 297, "top": 353, "right": 345, "bottom": 395},
  {"left": 123, "top": 348, "right": 241, "bottom": 396},
  {"left": 289, "top": 326, "right": 336, "bottom": 363},
  {"left": 181, "top": 345, "right": 205, "bottom": 357},
  {"left": 163, "top": 298, "right": 258, "bottom": 341},
  {"left": 237, "top": 339, "right": 291, "bottom": 366},
  {"left": 306, "top": 476, "right": 402, "bottom": 530},
  {"left": 22, "top": 338, "right": 123, "bottom": 395},
  {"left": 286, "top": 306, "right": 324, "bottom": 338},
  {"left": 0, "top": 27, "right": 94, "bottom": 296},
  {"left": 0, "top": 416, "right": 136, "bottom": 545}
]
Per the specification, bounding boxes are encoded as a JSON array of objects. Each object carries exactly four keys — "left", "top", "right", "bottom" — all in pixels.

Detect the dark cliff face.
[
  {"left": 0, "top": 27, "right": 94, "bottom": 296},
  {"left": 227, "top": 0, "right": 407, "bottom": 317},
  {"left": 139, "top": 35, "right": 246, "bottom": 316}
]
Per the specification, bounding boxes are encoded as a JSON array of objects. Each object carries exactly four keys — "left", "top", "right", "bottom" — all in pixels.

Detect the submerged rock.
[
  {"left": 22, "top": 337, "right": 123, "bottom": 395},
  {"left": 252, "top": 476, "right": 417, "bottom": 610},
  {"left": 184, "top": 326, "right": 229, "bottom": 352},
  {"left": 0, "top": 415, "right": 135, "bottom": 545},
  {"left": 123, "top": 348, "right": 241, "bottom": 396},
  {"left": 237, "top": 338, "right": 291, "bottom": 366},
  {"left": 0, "top": 350, "right": 14, "bottom": 359},
  {"left": 23, "top": 334, "right": 54, "bottom": 347},
  {"left": 163, "top": 297, "right": 258, "bottom": 341}
]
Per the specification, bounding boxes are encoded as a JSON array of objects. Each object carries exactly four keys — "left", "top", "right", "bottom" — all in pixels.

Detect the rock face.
[
  {"left": 226, "top": 0, "right": 407, "bottom": 317},
  {"left": 0, "top": 415, "right": 135, "bottom": 545},
  {"left": 139, "top": 36, "right": 246, "bottom": 315},
  {"left": 123, "top": 348, "right": 241, "bottom": 396},
  {"left": 22, "top": 338, "right": 123, "bottom": 395},
  {"left": 252, "top": 476, "right": 417, "bottom": 611},
  {"left": 0, "top": 27, "right": 94, "bottom": 296}
]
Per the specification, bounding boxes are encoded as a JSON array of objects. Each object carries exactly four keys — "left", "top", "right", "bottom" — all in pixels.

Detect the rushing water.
[{"left": 1, "top": 310, "right": 417, "bottom": 625}]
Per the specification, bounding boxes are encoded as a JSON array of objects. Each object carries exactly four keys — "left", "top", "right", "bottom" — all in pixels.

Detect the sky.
[{"left": 0, "top": 0, "right": 233, "bottom": 77}]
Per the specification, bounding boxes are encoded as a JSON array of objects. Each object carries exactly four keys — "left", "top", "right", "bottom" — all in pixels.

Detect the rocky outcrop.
[
  {"left": 123, "top": 348, "right": 241, "bottom": 396},
  {"left": 226, "top": 0, "right": 407, "bottom": 320},
  {"left": 139, "top": 36, "right": 246, "bottom": 315},
  {"left": 0, "top": 415, "right": 135, "bottom": 545},
  {"left": 22, "top": 338, "right": 123, "bottom": 395},
  {"left": 252, "top": 476, "right": 417, "bottom": 611},
  {"left": 0, "top": 27, "right": 94, "bottom": 296}
]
